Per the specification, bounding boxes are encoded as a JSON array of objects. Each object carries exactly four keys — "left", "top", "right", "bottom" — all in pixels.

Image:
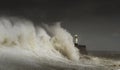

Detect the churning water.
[{"left": 0, "top": 17, "right": 120, "bottom": 70}]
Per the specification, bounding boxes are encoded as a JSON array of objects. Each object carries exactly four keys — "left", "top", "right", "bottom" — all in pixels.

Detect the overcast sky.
[{"left": 0, "top": 0, "right": 119, "bottom": 51}]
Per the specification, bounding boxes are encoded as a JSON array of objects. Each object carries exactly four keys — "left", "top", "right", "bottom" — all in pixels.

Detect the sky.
[{"left": 0, "top": 0, "right": 119, "bottom": 51}]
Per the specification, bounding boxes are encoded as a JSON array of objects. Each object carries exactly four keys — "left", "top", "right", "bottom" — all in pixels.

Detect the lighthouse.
[
  {"left": 74, "top": 34, "right": 79, "bottom": 46},
  {"left": 74, "top": 34, "right": 88, "bottom": 55}
]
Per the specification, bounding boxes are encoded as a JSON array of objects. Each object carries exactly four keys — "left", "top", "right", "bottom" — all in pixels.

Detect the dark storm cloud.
[{"left": 0, "top": 0, "right": 117, "bottom": 19}]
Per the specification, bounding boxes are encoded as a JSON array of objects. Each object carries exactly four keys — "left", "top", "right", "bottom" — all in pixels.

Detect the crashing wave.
[{"left": 0, "top": 17, "right": 119, "bottom": 70}]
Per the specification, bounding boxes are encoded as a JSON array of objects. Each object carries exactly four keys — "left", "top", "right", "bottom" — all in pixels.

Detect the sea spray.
[
  {"left": 42, "top": 22, "right": 80, "bottom": 61},
  {"left": 0, "top": 17, "right": 79, "bottom": 61}
]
